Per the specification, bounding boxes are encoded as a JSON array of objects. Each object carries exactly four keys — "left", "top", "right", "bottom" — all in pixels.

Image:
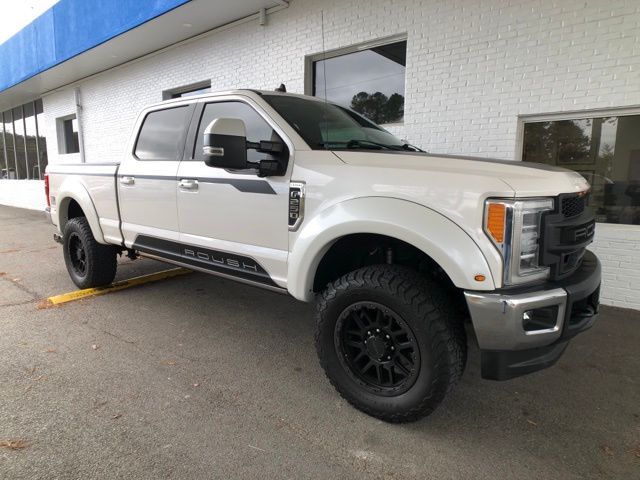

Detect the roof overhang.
[{"left": 0, "top": 0, "right": 287, "bottom": 111}]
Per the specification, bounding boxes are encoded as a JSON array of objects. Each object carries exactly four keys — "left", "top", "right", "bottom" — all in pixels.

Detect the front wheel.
[
  {"left": 315, "top": 265, "right": 466, "bottom": 423},
  {"left": 63, "top": 217, "right": 117, "bottom": 289}
]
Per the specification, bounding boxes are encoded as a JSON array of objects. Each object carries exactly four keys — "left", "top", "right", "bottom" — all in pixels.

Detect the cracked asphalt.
[{"left": 0, "top": 205, "right": 639, "bottom": 479}]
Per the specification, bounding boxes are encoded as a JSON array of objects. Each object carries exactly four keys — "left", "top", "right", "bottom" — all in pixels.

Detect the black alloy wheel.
[
  {"left": 335, "top": 301, "right": 421, "bottom": 396},
  {"left": 67, "top": 232, "right": 88, "bottom": 277},
  {"left": 62, "top": 216, "right": 118, "bottom": 289},
  {"left": 315, "top": 265, "right": 467, "bottom": 422}
]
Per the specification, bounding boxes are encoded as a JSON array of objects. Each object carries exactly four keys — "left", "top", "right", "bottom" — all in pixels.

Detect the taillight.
[{"left": 44, "top": 173, "right": 50, "bottom": 207}]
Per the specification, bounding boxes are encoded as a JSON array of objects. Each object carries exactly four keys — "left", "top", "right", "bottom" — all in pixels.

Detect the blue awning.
[{"left": 0, "top": 0, "right": 191, "bottom": 94}]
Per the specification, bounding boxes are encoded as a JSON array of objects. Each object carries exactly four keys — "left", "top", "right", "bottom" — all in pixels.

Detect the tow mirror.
[{"left": 202, "top": 118, "right": 248, "bottom": 170}]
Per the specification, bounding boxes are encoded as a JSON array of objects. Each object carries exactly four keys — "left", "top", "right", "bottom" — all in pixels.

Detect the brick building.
[{"left": 0, "top": 0, "right": 638, "bottom": 308}]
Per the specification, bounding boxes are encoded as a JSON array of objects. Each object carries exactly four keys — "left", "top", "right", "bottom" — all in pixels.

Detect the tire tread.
[
  {"left": 315, "top": 264, "right": 466, "bottom": 423},
  {"left": 63, "top": 217, "right": 117, "bottom": 288}
]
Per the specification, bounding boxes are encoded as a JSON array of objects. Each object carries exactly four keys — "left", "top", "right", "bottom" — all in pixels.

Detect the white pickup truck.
[{"left": 46, "top": 89, "right": 601, "bottom": 422}]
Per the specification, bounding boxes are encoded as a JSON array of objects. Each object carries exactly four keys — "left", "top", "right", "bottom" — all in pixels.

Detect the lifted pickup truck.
[{"left": 46, "top": 89, "right": 600, "bottom": 422}]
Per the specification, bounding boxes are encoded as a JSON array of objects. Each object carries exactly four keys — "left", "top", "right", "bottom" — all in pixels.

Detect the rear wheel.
[
  {"left": 63, "top": 217, "right": 117, "bottom": 289},
  {"left": 315, "top": 265, "right": 466, "bottom": 423}
]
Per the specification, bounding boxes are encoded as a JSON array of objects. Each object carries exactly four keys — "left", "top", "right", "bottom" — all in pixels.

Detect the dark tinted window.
[
  {"left": 62, "top": 117, "right": 80, "bottom": 154},
  {"left": 12, "top": 106, "right": 27, "bottom": 179},
  {"left": 35, "top": 100, "right": 47, "bottom": 179},
  {"left": 23, "top": 102, "right": 40, "bottom": 179},
  {"left": 263, "top": 95, "right": 403, "bottom": 150},
  {"left": 0, "top": 112, "right": 6, "bottom": 176},
  {"left": 2, "top": 110, "right": 16, "bottom": 179},
  {"left": 314, "top": 40, "right": 406, "bottom": 124},
  {"left": 523, "top": 115, "right": 640, "bottom": 225},
  {"left": 135, "top": 106, "right": 189, "bottom": 160},
  {"left": 194, "top": 102, "right": 276, "bottom": 163},
  {"left": 172, "top": 86, "right": 211, "bottom": 99}
]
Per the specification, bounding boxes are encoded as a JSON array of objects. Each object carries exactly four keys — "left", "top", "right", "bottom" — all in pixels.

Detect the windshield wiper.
[
  {"left": 318, "top": 140, "right": 395, "bottom": 150},
  {"left": 400, "top": 143, "right": 425, "bottom": 152},
  {"left": 318, "top": 139, "right": 426, "bottom": 152}
]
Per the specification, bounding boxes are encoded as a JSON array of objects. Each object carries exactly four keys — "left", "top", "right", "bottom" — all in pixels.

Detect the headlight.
[{"left": 484, "top": 198, "right": 554, "bottom": 286}]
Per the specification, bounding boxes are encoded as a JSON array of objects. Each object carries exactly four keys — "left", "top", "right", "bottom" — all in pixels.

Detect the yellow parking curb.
[{"left": 38, "top": 268, "right": 191, "bottom": 308}]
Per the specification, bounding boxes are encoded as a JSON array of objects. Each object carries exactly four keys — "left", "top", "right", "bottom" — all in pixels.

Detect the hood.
[{"left": 333, "top": 151, "right": 590, "bottom": 198}]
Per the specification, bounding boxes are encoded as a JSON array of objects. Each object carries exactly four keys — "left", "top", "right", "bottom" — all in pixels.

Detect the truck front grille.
[
  {"left": 561, "top": 195, "right": 586, "bottom": 218},
  {"left": 540, "top": 193, "right": 595, "bottom": 280}
]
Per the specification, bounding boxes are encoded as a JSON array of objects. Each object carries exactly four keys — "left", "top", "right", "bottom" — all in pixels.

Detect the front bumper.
[{"left": 464, "top": 250, "right": 601, "bottom": 380}]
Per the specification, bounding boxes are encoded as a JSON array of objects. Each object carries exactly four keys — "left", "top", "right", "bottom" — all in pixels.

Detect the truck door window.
[
  {"left": 193, "top": 102, "right": 277, "bottom": 163},
  {"left": 135, "top": 106, "right": 190, "bottom": 160}
]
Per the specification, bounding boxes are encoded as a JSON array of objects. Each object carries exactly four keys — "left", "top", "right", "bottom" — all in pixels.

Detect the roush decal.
[{"left": 132, "top": 235, "right": 278, "bottom": 287}]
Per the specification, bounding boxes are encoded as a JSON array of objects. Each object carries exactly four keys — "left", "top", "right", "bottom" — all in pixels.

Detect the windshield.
[{"left": 262, "top": 94, "right": 416, "bottom": 151}]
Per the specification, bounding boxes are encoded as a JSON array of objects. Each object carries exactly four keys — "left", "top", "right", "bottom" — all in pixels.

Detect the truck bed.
[{"left": 46, "top": 162, "right": 123, "bottom": 246}]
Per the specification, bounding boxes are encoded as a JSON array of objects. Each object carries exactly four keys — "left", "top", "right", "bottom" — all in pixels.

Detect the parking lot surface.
[{"left": 0, "top": 205, "right": 638, "bottom": 479}]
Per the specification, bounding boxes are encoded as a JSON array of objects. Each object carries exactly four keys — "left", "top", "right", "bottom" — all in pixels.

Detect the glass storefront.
[
  {"left": 0, "top": 99, "right": 47, "bottom": 180},
  {"left": 523, "top": 114, "right": 640, "bottom": 225}
]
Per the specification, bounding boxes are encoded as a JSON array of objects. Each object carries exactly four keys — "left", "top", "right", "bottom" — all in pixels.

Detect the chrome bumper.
[
  {"left": 465, "top": 250, "right": 601, "bottom": 353},
  {"left": 466, "top": 250, "right": 601, "bottom": 380},
  {"left": 464, "top": 288, "right": 567, "bottom": 350}
]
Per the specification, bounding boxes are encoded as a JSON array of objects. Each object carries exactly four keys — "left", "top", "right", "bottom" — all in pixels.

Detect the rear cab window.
[{"left": 134, "top": 106, "right": 191, "bottom": 160}]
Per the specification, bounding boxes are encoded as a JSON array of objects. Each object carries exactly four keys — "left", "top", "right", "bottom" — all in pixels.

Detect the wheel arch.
[
  {"left": 287, "top": 197, "right": 496, "bottom": 302},
  {"left": 55, "top": 179, "right": 106, "bottom": 244}
]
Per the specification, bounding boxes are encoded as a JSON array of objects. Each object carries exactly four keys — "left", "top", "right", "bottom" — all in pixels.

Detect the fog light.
[{"left": 523, "top": 306, "right": 559, "bottom": 333}]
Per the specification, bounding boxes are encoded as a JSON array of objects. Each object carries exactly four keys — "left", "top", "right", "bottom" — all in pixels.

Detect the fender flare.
[
  {"left": 287, "top": 197, "right": 496, "bottom": 302},
  {"left": 55, "top": 179, "right": 106, "bottom": 244}
]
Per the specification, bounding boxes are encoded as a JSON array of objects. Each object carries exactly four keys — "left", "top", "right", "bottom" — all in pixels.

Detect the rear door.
[{"left": 117, "top": 103, "right": 194, "bottom": 251}]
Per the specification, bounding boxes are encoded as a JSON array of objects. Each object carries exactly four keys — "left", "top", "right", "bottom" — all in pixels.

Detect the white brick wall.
[
  {"left": 40, "top": 0, "right": 640, "bottom": 308},
  {"left": 589, "top": 225, "right": 640, "bottom": 310}
]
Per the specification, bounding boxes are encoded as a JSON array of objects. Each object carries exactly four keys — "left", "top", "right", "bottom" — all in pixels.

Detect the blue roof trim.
[{"left": 0, "top": 0, "right": 191, "bottom": 93}]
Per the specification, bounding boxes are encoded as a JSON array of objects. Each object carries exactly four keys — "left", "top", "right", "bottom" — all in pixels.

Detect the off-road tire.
[
  {"left": 63, "top": 217, "right": 117, "bottom": 289},
  {"left": 315, "top": 265, "right": 466, "bottom": 423}
]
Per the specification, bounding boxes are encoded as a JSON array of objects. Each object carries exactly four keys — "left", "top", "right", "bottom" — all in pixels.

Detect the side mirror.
[{"left": 203, "top": 118, "right": 248, "bottom": 169}]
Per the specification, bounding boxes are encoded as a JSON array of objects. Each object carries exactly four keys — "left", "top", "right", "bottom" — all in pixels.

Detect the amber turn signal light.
[{"left": 486, "top": 203, "right": 506, "bottom": 243}]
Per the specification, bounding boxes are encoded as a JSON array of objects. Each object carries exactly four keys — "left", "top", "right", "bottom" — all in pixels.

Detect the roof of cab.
[{"left": 146, "top": 88, "right": 328, "bottom": 109}]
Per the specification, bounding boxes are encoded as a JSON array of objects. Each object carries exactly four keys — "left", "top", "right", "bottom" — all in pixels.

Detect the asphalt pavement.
[{"left": 0, "top": 205, "right": 638, "bottom": 479}]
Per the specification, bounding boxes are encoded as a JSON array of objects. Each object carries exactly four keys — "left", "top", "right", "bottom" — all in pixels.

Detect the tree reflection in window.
[
  {"left": 314, "top": 40, "right": 406, "bottom": 125},
  {"left": 523, "top": 115, "right": 640, "bottom": 225}
]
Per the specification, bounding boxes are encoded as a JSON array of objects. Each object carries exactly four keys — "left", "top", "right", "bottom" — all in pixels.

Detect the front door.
[{"left": 176, "top": 100, "right": 291, "bottom": 288}]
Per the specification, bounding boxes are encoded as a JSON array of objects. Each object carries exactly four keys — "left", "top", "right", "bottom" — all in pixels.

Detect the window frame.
[
  {"left": 189, "top": 99, "right": 284, "bottom": 162},
  {"left": 515, "top": 105, "right": 640, "bottom": 161},
  {"left": 184, "top": 96, "right": 294, "bottom": 171},
  {"left": 2, "top": 109, "right": 18, "bottom": 179},
  {"left": 304, "top": 33, "right": 408, "bottom": 125},
  {"left": 132, "top": 104, "right": 196, "bottom": 161},
  {"left": 162, "top": 80, "right": 212, "bottom": 101},
  {"left": 0, "top": 99, "right": 47, "bottom": 180},
  {"left": 56, "top": 113, "right": 80, "bottom": 155},
  {"left": 0, "top": 111, "right": 7, "bottom": 177},
  {"left": 62, "top": 117, "right": 79, "bottom": 154},
  {"left": 516, "top": 105, "right": 640, "bottom": 227}
]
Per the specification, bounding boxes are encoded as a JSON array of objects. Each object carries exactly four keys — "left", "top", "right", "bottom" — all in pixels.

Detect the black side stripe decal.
[
  {"left": 132, "top": 235, "right": 279, "bottom": 288},
  {"left": 117, "top": 175, "right": 276, "bottom": 194},
  {"left": 195, "top": 178, "right": 276, "bottom": 194}
]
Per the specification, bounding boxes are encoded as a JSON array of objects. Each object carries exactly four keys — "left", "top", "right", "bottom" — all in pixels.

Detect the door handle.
[
  {"left": 120, "top": 176, "right": 135, "bottom": 186},
  {"left": 179, "top": 178, "right": 199, "bottom": 191}
]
